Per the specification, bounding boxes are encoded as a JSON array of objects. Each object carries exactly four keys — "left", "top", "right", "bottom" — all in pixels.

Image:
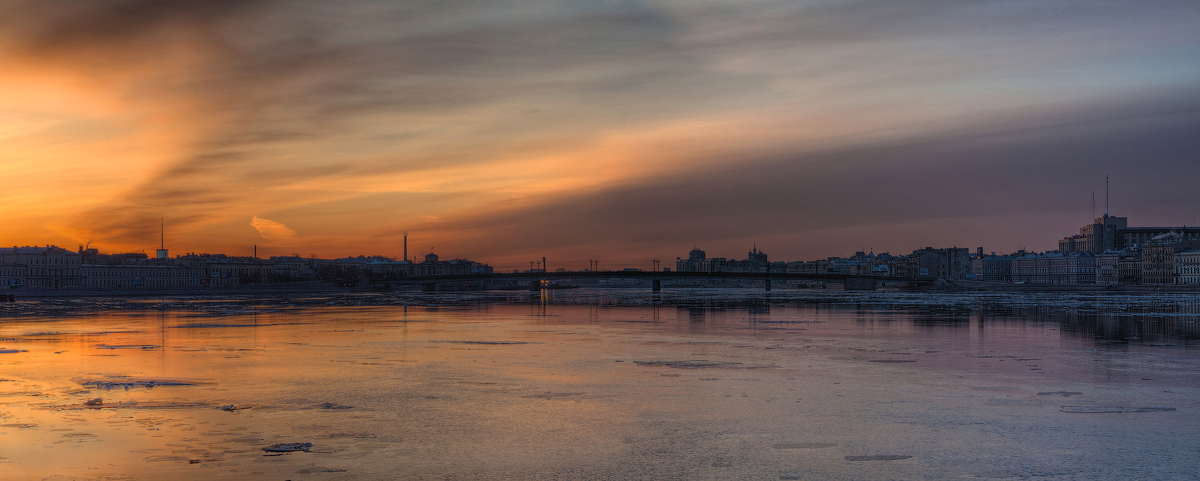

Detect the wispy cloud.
[
  {"left": 250, "top": 216, "right": 296, "bottom": 242},
  {"left": 0, "top": 0, "right": 1197, "bottom": 260}
]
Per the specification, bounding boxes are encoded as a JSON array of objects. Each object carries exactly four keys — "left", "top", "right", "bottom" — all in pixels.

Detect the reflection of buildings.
[{"left": 1057, "top": 305, "right": 1200, "bottom": 344}]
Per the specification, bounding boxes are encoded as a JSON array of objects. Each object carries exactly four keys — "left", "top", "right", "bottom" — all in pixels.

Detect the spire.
[{"left": 156, "top": 218, "right": 169, "bottom": 260}]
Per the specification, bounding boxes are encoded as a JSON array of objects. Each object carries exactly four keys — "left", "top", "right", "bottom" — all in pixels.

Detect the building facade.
[
  {"left": 80, "top": 264, "right": 204, "bottom": 289},
  {"left": 676, "top": 247, "right": 769, "bottom": 273},
  {"left": 1059, "top": 215, "right": 1200, "bottom": 253},
  {"left": 0, "top": 246, "right": 83, "bottom": 288},
  {"left": 1176, "top": 249, "right": 1200, "bottom": 286},
  {"left": 1010, "top": 252, "right": 1096, "bottom": 285},
  {"left": 1141, "top": 235, "right": 1200, "bottom": 285},
  {"left": 898, "top": 247, "right": 970, "bottom": 279},
  {"left": 0, "top": 263, "right": 28, "bottom": 288},
  {"left": 971, "top": 255, "right": 1013, "bottom": 282},
  {"left": 1097, "top": 251, "right": 1120, "bottom": 285}
]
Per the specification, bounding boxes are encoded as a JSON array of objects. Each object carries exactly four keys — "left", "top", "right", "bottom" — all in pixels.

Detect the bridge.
[{"left": 366, "top": 270, "right": 935, "bottom": 292}]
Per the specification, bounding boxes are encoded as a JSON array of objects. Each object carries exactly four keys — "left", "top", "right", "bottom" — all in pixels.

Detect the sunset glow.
[{"left": 2, "top": 0, "right": 1198, "bottom": 268}]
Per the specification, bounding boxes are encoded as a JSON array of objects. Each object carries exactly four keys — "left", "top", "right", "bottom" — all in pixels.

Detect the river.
[{"left": 1, "top": 289, "right": 1197, "bottom": 480}]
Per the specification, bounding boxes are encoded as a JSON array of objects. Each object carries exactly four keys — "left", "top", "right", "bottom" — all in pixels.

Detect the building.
[
  {"left": 676, "top": 248, "right": 708, "bottom": 272},
  {"left": 1079, "top": 215, "right": 1127, "bottom": 253},
  {"left": 0, "top": 263, "right": 28, "bottom": 289},
  {"left": 1121, "top": 227, "right": 1200, "bottom": 250},
  {"left": 186, "top": 255, "right": 273, "bottom": 287},
  {"left": 1010, "top": 253, "right": 1043, "bottom": 284},
  {"left": 1009, "top": 252, "right": 1095, "bottom": 285},
  {"left": 270, "top": 256, "right": 318, "bottom": 280},
  {"left": 1176, "top": 248, "right": 1200, "bottom": 286},
  {"left": 1097, "top": 251, "right": 1120, "bottom": 286},
  {"left": 351, "top": 252, "right": 494, "bottom": 278},
  {"left": 1058, "top": 235, "right": 1087, "bottom": 254},
  {"left": 81, "top": 264, "right": 204, "bottom": 289},
  {"left": 1053, "top": 252, "right": 1096, "bottom": 285},
  {"left": 895, "top": 247, "right": 970, "bottom": 279},
  {"left": 675, "top": 247, "right": 769, "bottom": 273},
  {"left": 1141, "top": 233, "right": 1200, "bottom": 285},
  {"left": 0, "top": 246, "right": 84, "bottom": 288},
  {"left": 1118, "top": 250, "right": 1143, "bottom": 286},
  {"left": 971, "top": 255, "right": 1013, "bottom": 283},
  {"left": 745, "top": 246, "right": 769, "bottom": 272},
  {"left": 1059, "top": 214, "right": 1200, "bottom": 253}
]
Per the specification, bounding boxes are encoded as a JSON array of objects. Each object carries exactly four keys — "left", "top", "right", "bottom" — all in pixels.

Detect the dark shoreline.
[
  {"left": 0, "top": 281, "right": 369, "bottom": 298},
  {"left": 4, "top": 282, "right": 1200, "bottom": 299}
]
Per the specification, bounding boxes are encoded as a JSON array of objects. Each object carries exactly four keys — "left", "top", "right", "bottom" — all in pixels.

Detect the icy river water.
[{"left": 1, "top": 289, "right": 1199, "bottom": 480}]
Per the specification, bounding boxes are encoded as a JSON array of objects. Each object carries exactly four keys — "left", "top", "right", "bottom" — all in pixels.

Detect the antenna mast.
[
  {"left": 160, "top": 218, "right": 165, "bottom": 250},
  {"left": 1105, "top": 174, "right": 1110, "bottom": 216}
]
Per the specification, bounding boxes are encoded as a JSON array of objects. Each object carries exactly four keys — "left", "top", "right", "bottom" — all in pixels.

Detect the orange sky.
[{"left": 2, "top": 1, "right": 1199, "bottom": 270}]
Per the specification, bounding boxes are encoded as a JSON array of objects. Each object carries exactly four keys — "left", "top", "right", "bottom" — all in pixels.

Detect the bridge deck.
[{"left": 368, "top": 270, "right": 930, "bottom": 285}]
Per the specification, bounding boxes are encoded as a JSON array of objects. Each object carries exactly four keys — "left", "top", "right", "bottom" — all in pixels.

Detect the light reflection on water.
[{"left": 0, "top": 289, "right": 1198, "bottom": 480}]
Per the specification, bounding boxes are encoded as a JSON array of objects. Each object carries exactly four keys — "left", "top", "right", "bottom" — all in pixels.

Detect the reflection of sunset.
[{"left": 2, "top": 293, "right": 1198, "bottom": 479}]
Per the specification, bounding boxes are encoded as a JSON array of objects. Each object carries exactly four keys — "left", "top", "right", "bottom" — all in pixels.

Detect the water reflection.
[
  {"left": 5, "top": 290, "right": 1199, "bottom": 346},
  {"left": 0, "top": 289, "right": 1197, "bottom": 480}
]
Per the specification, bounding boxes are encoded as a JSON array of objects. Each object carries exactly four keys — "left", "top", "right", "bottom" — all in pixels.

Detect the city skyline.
[
  {"left": 2, "top": 1, "right": 1199, "bottom": 267},
  {"left": 7, "top": 209, "right": 1196, "bottom": 275}
]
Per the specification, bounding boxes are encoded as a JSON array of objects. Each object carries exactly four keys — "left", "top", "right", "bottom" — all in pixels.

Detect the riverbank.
[
  {"left": 3, "top": 281, "right": 1200, "bottom": 300},
  {"left": 937, "top": 279, "right": 1200, "bottom": 292},
  {"left": 0, "top": 281, "right": 369, "bottom": 298}
]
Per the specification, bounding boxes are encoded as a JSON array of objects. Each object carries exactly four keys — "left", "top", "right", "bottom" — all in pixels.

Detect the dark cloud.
[
  {"left": 2, "top": 0, "right": 1196, "bottom": 257},
  {"left": 0, "top": 0, "right": 274, "bottom": 63},
  {"left": 430, "top": 89, "right": 1200, "bottom": 263},
  {"left": 2, "top": 0, "right": 261, "bottom": 35},
  {"left": 50, "top": 0, "right": 723, "bottom": 245}
]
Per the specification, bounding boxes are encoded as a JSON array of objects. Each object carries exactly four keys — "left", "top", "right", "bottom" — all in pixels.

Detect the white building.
[{"left": 1175, "top": 248, "right": 1200, "bottom": 286}]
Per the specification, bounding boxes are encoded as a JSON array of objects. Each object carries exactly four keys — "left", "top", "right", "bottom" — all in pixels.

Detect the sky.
[{"left": 1, "top": 0, "right": 1198, "bottom": 270}]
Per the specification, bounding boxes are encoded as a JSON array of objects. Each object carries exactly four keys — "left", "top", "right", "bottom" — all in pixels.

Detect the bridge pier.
[
  {"left": 652, "top": 279, "right": 661, "bottom": 292},
  {"left": 764, "top": 279, "right": 771, "bottom": 291},
  {"left": 422, "top": 282, "right": 437, "bottom": 292}
]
